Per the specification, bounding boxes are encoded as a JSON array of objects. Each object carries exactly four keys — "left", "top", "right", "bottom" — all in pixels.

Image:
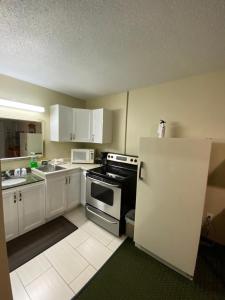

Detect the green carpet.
[{"left": 75, "top": 239, "right": 225, "bottom": 300}]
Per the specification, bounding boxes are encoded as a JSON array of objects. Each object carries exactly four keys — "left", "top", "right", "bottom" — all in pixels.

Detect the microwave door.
[{"left": 71, "top": 149, "right": 94, "bottom": 163}]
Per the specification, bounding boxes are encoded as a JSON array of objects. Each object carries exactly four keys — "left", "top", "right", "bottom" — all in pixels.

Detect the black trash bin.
[{"left": 125, "top": 209, "right": 135, "bottom": 238}]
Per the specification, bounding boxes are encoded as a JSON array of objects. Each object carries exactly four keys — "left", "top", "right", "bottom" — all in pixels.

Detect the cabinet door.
[
  {"left": 73, "top": 109, "right": 92, "bottom": 142},
  {"left": 59, "top": 105, "right": 73, "bottom": 141},
  {"left": 18, "top": 183, "right": 45, "bottom": 234},
  {"left": 50, "top": 105, "right": 73, "bottom": 142},
  {"left": 2, "top": 190, "right": 19, "bottom": 241},
  {"left": 80, "top": 171, "right": 87, "bottom": 206},
  {"left": 66, "top": 171, "right": 81, "bottom": 210},
  {"left": 92, "top": 109, "right": 103, "bottom": 143},
  {"left": 92, "top": 108, "right": 112, "bottom": 144},
  {"left": 46, "top": 175, "right": 66, "bottom": 219}
]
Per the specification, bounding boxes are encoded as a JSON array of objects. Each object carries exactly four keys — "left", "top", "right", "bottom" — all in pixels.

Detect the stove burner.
[
  {"left": 106, "top": 172, "right": 126, "bottom": 180},
  {"left": 88, "top": 165, "right": 136, "bottom": 183}
]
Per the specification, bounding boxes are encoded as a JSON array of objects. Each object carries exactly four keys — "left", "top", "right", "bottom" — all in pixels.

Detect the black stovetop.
[{"left": 88, "top": 165, "right": 137, "bottom": 182}]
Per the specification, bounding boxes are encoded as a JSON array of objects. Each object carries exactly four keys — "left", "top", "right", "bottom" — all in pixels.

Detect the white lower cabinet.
[
  {"left": 66, "top": 170, "right": 81, "bottom": 211},
  {"left": 45, "top": 169, "right": 81, "bottom": 219},
  {"left": 3, "top": 168, "right": 83, "bottom": 241},
  {"left": 3, "top": 182, "right": 45, "bottom": 241},
  {"left": 45, "top": 174, "right": 66, "bottom": 219},
  {"left": 18, "top": 183, "right": 45, "bottom": 234},
  {"left": 3, "top": 190, "right": 19, "bottom": 241},
  {"left": 80, "top": 170, "right": 87, "bottom": 206}
]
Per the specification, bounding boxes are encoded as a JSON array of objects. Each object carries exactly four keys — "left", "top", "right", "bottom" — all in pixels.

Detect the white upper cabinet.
[
  {"left": 92, "top": 108, "right": 112, "bottom": 143},
  {"left": 73, "top": 109, "right": 92, "bottom": 142},
  {"left": 50, "top": 104, "right": 73, "bottom": 142},
  {"left": 50, "top": 105, "right": 112, "bottom": 144}
]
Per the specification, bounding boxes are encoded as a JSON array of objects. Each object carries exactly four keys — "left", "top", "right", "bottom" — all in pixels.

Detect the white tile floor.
[{"left": 10, "top": 205, "right": 126, "bottom": 300}]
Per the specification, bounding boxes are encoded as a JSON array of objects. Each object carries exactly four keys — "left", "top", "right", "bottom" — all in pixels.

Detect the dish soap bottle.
[
  {"left": 157, "top": 120, "right": 166, "bottom": 138},
  {"left": 29, "top": 153, "right": 38, "bottom": 168}
]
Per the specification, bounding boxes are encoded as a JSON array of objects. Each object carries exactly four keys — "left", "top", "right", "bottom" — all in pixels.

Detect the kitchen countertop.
[
  {"left": 32, "top": 163, "right": 100, "bottom": 177},
  {"left": 1, "top": 173, "right": 44, "bottom": 191},
  {"left": 59, "top": 163, "right": 100, "bottom": 171}
]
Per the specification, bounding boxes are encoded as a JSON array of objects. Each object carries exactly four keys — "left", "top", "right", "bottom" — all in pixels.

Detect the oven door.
[{"left": 86, "top": 176, "right": 122, "bottom": 220}]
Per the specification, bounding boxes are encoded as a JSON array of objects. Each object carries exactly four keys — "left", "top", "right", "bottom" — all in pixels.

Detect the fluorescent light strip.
[{"left": 0, "top": 99, "right": 45, "bottom": 112}]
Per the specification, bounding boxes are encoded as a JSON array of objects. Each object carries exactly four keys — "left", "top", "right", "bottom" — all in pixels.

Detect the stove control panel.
[{"left": 107, "top": 153, "right": 138, "bottom": 165}]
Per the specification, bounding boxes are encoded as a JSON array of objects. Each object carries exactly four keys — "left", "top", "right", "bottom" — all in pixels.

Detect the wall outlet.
[{"left": 206, "top": 213, "right": 214, "bottom": 221}]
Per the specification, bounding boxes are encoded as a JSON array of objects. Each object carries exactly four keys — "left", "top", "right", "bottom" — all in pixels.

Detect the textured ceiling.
[{"left": 0, "top": 0, "right": 225, "bottom": 99}]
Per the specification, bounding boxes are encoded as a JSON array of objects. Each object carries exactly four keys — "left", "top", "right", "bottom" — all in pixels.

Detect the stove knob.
[
  {"left": 130, "top": 158, "right": 133, "bottom": 162},
  {"left": 134, "top": 159, "right": 137, "bottom": 163}
]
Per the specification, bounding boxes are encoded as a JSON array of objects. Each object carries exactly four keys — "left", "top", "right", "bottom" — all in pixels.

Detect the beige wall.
[
  {"left": 86, "top": 70, "right": 225, "bottom": 245},
  {"left": 127, "top": 70, "right": 225, "bottom": 154},
  {"left": 85, "top": 92, "right": 127, "bottom": 155},
  {"left": 0, "top": 75, "right": 85, "bottom": 170},
  {"left": 126, "top": 71, "right": 225, "bottom": 244}
]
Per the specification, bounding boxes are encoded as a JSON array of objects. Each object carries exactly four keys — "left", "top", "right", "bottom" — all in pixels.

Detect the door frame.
[{"left": 0, "top": 162, "right": 13, "bottom": 299}]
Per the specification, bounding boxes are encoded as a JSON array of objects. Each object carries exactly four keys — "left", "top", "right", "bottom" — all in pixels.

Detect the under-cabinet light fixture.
[{"left": 0, "top": 99, "right": 45, "bottom": 112}]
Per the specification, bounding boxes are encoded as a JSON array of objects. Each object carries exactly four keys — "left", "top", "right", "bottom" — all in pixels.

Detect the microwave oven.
[{"left": 71, "top": 149, "right": 95, "bottom": 164}]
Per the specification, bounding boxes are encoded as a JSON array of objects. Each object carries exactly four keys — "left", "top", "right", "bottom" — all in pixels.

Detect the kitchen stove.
[{"left": 86, "top": 153, "right": 138, "bottom": 236}]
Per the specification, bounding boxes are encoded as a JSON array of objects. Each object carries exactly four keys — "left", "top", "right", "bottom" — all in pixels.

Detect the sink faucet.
[{"left": 1, "top": 170, "right": 11, "bottom": 180}]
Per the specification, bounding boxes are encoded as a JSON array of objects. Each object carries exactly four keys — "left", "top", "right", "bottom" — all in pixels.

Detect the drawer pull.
[{"left": 86, "top": 206, "right": 117, "bottom": 224}]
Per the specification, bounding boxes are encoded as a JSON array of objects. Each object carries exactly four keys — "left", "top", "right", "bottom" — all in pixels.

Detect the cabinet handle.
[
  {"left": 65, "top": 177, "right": 68, "bottom": 184},
  {"left": 14, "top": 192, "right": 17, "bottom": 203},
  {"left": 70, "top": 133, "right": 72, "bottom": 140},
  {"left": 73, "top": 133, "right": 75, "bottom": 140},
  {"left": 19, "top": 191, "right": 22, "bottom": 201}
]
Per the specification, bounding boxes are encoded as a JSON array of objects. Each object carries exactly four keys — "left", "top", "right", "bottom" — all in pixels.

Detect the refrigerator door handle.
[{"left": 139, "top": 161, "right": 144, "bottom": 180}]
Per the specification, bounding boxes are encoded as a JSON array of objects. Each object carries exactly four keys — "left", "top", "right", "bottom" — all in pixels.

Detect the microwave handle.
[{"left": 90, "top": 178, "right": 120, "bottom": 188}]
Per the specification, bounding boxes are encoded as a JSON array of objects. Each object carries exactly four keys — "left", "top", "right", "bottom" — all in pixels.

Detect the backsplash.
[{"left": 1, "top": 159, "right": 31, "bottom": 171}]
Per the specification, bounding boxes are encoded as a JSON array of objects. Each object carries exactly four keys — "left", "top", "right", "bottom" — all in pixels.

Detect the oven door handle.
[
  {"left": 90, "top": 178, "right": 120, "bottom": 188},
  {"left": 86, "top": 206, "right": 118, "bottom": 224}
]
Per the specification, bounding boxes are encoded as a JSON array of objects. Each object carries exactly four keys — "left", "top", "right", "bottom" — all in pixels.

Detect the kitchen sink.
[
  {"left": 37, "top": 164, "right": 66, "bottom": 173},
  {"left": 2, "top": 178, "right": 26, "bottom": 187}
]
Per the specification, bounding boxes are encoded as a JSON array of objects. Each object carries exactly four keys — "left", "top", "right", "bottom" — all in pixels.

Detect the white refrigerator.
[
  {"left": 20, "top": 133, "right": 43, "bottom": 156},
  {"left": 134, "top": 138, "right": 211, "bottom": 279}
]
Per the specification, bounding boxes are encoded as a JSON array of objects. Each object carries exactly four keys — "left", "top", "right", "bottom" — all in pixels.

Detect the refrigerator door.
[
  {"left": 20, "top": 133, "right": 43, "bottom": 156},
  {"left": 134, "top": 138, "right": 211, "bottom": 278}
]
